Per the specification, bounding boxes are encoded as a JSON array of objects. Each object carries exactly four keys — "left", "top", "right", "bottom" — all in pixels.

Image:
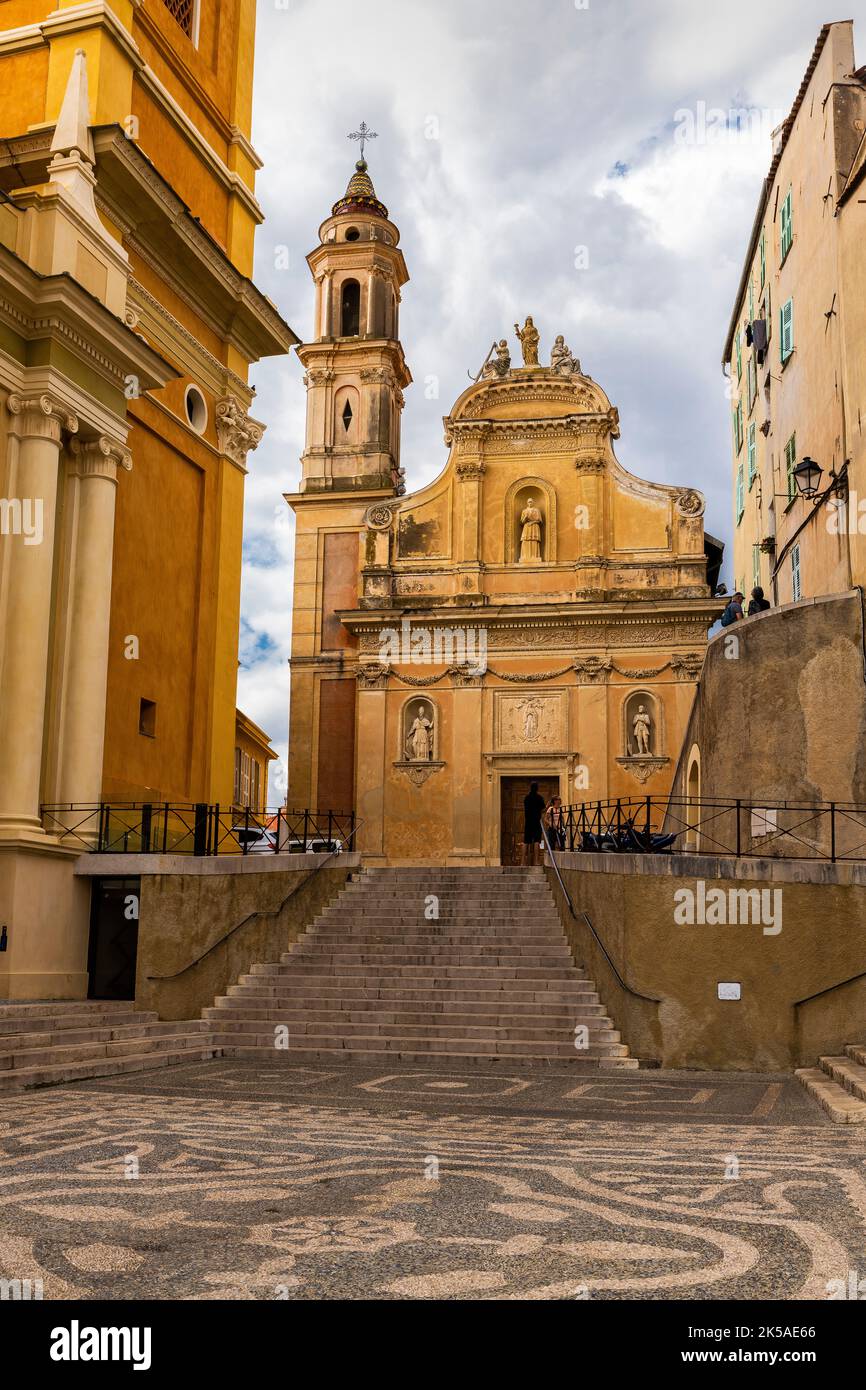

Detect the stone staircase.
[
  {"left": 796, "top": 1044, "right": 866, "bottom": 1123},
  {"left": 207, "top": 866, "right": 639, "bottom": 1068},
  {"left": 0, "top": 1001, "right": 219, "bottom": 1093}
]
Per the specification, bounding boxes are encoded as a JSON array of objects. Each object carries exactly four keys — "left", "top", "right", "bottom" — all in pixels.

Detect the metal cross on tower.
[{"left": 347, "top": 121, "right": 378, "bottom": 161}]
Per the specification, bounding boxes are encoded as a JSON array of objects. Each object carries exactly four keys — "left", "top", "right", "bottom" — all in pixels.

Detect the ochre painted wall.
[{"left": 549, "top": 853, "right": 866, "bottom": 1071}]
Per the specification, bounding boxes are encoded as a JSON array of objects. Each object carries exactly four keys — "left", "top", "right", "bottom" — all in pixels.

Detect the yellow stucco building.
[
  {"left": 287, "top": 159, "right": 722, "bottom": 865},
  {"left": 725, "top": 20, "right": 866, "bottom": 607},
  {"left": 0, "top": 1, "right": 294, "bottom": 997}
]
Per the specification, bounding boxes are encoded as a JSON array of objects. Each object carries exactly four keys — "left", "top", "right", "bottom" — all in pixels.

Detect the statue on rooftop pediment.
[
  {"left": 481, "top": 339, "right": 511, "bottom": 379},
  {"left": 514, "top": 316, "right": 540, "bottom": 366},
  {"left": 550, "top": 335, "right": 581, "bottom": 376}
]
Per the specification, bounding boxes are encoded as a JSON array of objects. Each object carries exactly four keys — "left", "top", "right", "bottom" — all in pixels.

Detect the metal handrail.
[
  {"left": 793, "top": 967, "right": 866, "bottom": 1009},
  {"left": 540, "top": 820, "right": 661, "bottom": 1004},
  {"left": 147, "top": 820, "right": 365, "bottom": 982},
  {"left": 40, "top": 802, "right": 355, "bottom": 857}
]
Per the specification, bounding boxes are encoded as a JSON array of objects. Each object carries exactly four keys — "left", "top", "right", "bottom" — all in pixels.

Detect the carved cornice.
[
  {"left": 7, "top": 392, "right": 77, "bottom": 441},
  {"left": 128, "top": 277, "right": 251, "bottom": 401},
  {"left": 215, "top": 396, "right": 265, "bottom": 468},
  {"left": 456, "top": 460, "right": 486, "bottom": 481}
]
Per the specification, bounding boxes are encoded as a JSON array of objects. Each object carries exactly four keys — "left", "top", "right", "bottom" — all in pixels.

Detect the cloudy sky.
[{"left": 238, "top": 0, "right": 866, "bottom": 801}]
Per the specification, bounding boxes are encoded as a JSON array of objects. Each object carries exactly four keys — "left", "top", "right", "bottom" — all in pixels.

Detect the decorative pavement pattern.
[{"left": 1, "top": 1059, "right": 865, "bottom": 1300}]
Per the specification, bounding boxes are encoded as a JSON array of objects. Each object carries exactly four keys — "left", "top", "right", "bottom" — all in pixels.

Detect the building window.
[
  {"left": 759, "top": 230, "right": 766, "bottom": 288},
  {"left": 234, "top": 747, "right": 243, "bottom": 804},
  {"left": 747, "top": 356, "right": 757, "bottom": 412},
  {"left": 342, "top": 400, "right": 353, "bottom": 432},
  {"left": 735, "top": 330, "right": 742, "bottom": 381},
  {"left": 780, "top": 188, "right": 793, "bottom": 263},
  {"left": 732, "top": 400, "right": 744, "bottom": 454},
  {"left": 185, "top": 384, "right": 208, "bottom": 434},
  {"left": 785, "top": 433, "right": 797, "bottom": 501},
  {"left": 340, "top": 280, "right": 360, "bottom": 336},
  {"left": 747, "top": 423, "right": 757, "bottom": 485},
  {"left": 748, "top": 277, "right": 754, "bottom": 325},
  {"left": 139, "top": 699, "right": 157, "bottom": 738},
  {"left": 736, "top": 464, "right": 745, "bottom": 524},
  {"left": 791, "top": 543, "right": 801, "bottom": 601},
  {"left": 162, "top": 0, "right": 198, "bottom": 41},
  {"left": 752, "top": 544, "right": 761, "bottom": 590},
  {"left": 780, "top": 298, "right": 794, "bottom": 364}
]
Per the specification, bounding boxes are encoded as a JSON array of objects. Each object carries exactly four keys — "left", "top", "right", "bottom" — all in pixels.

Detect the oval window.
[{"left": 185, "top": 384, "right": 208, "bottom": 434}]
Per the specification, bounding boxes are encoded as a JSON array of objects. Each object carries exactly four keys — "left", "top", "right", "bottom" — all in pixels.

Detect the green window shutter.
[
  {"left": 749, "top": 280, "right": 755, "bottom": 323},
  {"left": 748, "top": 423, "right": 757, "bottom": 482},
  {"left": 759, "top": 232, "right": 766, "bottom": 287},
  {"left": 736, "top": 465, "right": 745, "bottom": 521},
  {"left": 780, "top": 298, "right": 794, "bottom": 362},
  {"left": 752, "top": 544, "right": 761, "bottom": 589},
  {"left": 785, "top": 433, "right": 797, "bottom": 499},
  {"left": 736, "top": 330, "right": 742, "bottom": 380},
  {"left": 780, "top": 189, "right": 793, "bottom": 261}
]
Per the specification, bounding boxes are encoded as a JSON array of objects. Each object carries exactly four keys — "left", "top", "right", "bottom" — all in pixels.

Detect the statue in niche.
[
  {"left": 550, "top": 335, "right": 581, "bottom": 375},
  {"left": 632, "top": 704, "right": 652, "bottom": 756},
  {"left": 519, "top": 496, "right": 544, "bottom": 563},
  {"left": 406, "top": 704, "right": 434, "bottom": 762},
  {"left": 514, "top": 316, "right": 540, "bottom": 366}
]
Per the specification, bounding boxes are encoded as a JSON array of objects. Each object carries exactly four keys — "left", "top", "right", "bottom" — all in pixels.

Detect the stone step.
[
  {"left": 282, "top": 949, "right": 574, "bottom": 966},
  {"left": 820, "top": 1055, "right": 866, "bottom": 1104},
  {"left": 207, "top": 998, "right": 607, "bottom": 1020},
  {"left": 245, "top": 963, "right": 582, "bottom": 981},
  {"left": 209, "top": 1017, "right": 621, "bottom": 1043},
  {"left": 0, "top": 1043, "right": 222, "bottom": 1094},
  {"left": 845, "top": 1043, "right": 866, "bottom": 1067},
  {"left": 0, "top": 1030, "right": 215, "bottom": 1071},
  {"left": 796, "top": 1066, "right": 866, "bottom": 1123},
  {"left": 0, "top": 1009, "right": 161, "bottom": 1036},
  {"left": 0, "top": 1019, "right": 210, "bottom": 1056},
  {"left": 211, "top": 1032, "right": 629, "bottom": 1058},
  {"left": 0, "top": 1000, "right": 139, "bottom": 1021},
  {"left": 216, "top": 1042, "right": 638, "bottom": 1070},
  {"left": 225, "top": 980, "right": 599, "bottom": 1002}
]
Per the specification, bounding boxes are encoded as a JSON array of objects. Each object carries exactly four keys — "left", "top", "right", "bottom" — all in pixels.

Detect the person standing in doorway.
[{"left": 522, "top": 781, "right": 546, "bottom": 866}]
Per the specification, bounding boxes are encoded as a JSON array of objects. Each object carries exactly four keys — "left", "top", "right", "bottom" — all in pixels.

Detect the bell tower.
[{"left": 297, "top": 152, "right": 411, "bottom": 494}]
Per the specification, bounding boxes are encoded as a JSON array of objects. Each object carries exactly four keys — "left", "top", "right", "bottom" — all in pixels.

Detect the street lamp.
[{"left": 792, "top": 456, "right": 823, "bottom": 499}]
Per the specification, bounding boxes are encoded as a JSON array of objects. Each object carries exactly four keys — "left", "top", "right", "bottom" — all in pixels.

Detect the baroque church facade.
[{"left": 287, "top": 159, "right": 722, "bottom": 865}]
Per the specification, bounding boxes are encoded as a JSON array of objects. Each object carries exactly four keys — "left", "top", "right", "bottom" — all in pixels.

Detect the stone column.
[
  {"left": 56, "top": 437, "right": 131, "bottom": 811},
  {"left": 0, "top": 393, "right": 76, "bottom": 837}
]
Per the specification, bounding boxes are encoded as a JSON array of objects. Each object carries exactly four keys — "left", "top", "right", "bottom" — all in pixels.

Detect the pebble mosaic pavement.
[{"left": 1, "top": 1058, "right": 865, "bottom": 1300}]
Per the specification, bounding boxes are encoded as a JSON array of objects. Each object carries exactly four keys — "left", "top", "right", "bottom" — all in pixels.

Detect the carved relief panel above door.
[{"left": 493, "top": 689, "right": 567, "bottom": 753}]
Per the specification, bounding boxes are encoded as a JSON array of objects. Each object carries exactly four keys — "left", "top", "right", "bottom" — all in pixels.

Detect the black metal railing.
[
  {"left": 39, "top": 803, "right": 356, "bottom": 857},
  {"left": 557, "top": 796, "right": 866, "bottom": 863}
]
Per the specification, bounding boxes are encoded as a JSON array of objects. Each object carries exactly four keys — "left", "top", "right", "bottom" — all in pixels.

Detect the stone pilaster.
[
  {"left": 55, "top": 436, "right": 131, "bottom": 815},
  {"left": 0, "top": 394, "right": 77, "bottom": 838}
]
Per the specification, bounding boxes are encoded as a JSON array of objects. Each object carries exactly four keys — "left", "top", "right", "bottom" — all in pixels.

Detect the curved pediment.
[{"left": 446, "top": 369, "right": 617, "bottom": 439}]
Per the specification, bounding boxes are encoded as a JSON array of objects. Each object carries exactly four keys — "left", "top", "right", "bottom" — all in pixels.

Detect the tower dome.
[{"left": 332, "top": 159, "right": 389, "bottom": 220}]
